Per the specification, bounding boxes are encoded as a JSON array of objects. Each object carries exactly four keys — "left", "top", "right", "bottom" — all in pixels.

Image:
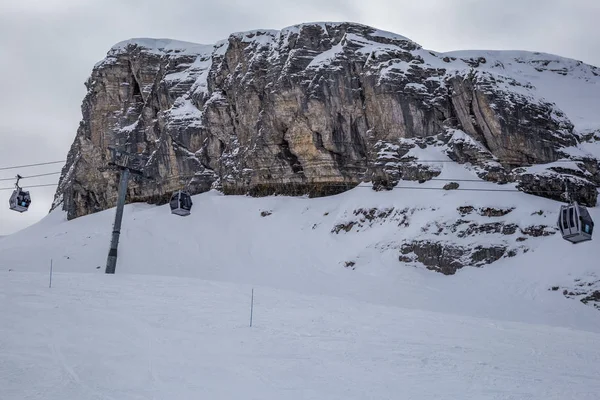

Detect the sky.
[{"left": 0, "top": 0, "right": 598, "bottom": 236}]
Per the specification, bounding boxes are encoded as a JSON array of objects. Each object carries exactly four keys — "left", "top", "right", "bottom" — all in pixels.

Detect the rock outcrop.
[
  {"left": 330, "top": 203, "right": 556, "bottom": 276},
  {"left": 399, "top": 241, "right": 508, "bottom": 275},
  {"left": 552, "top": 273, "right": 600, "bottom": 311},
  {"left": 52, "top": 22, "right": 600, "bottom": 220}
]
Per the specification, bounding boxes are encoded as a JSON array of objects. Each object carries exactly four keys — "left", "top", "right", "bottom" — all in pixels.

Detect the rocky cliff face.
[{"left": 52, "top": 22, "right": 600, "bottom": 220}]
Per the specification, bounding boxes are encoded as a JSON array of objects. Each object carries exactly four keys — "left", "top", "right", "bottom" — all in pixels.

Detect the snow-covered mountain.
[
  {"left": 2, "top": 22, "right": 600, "bottom": 398},
  {"left": 53, "top": 22, "right": 600, "bottom": 222},
  {"left": 7, "top": 20, "right": 599, "bottom": 311}
]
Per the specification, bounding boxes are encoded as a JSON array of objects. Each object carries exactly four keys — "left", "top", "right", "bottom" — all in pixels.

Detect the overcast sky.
[{"left": 0, "top": 0, "right": 598, "bottom": 236}]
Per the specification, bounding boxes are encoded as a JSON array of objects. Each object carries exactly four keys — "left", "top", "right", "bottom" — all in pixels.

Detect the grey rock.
[
  {"left": 516, "top": 173, "right": 597, "bottom": 207},
  {"left": 51, "top": 22, "right": 599, "bottom": 219},
  {"left": 443, "top": 182, "right": 460, "bottom": 190},
  {"left": 399, "top": 240, "right": 507, "bottom": 275}
]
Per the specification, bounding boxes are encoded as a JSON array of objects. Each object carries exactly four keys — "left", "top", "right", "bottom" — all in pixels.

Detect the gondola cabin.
[
  {"left": 9, "top": 188, "right": 31, "bottom": 213},
  {"left": 170, "top": 190, "right": 193, "bottom": 216},
  {"left": 558, "top": 202, "right": 593, "bottom": 244}
]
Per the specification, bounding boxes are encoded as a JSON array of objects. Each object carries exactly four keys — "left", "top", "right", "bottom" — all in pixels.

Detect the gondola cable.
[
  {"left": 0, "top": 171, "right": 62, "bottom": 182},
  {"left": 0, "top": 160, "right": 65, "bottom": 171}
]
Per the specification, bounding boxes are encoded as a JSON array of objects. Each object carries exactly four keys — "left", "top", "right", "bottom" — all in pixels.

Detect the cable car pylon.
[{"left": 104, "top": 147, "right": 151, "bottom": 274}]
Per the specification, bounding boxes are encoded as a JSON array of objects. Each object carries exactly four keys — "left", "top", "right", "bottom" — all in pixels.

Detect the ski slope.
[
  {"left": 1, "top": 180, "right": 600, "bottom": 399},
  {"left": 2, "top": 272, "right": 600, "bottom": 400},
  {"left": 2, "top": 182, "right": 600, "bottom": 328}
]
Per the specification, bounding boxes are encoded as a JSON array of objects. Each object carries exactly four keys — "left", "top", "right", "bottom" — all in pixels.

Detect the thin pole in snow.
[
  {"left": 49, "top": 259, "right": 53, "bottom": 288},
  {"left": 250, "top": 288, "right": 254, "bottom": 327}
]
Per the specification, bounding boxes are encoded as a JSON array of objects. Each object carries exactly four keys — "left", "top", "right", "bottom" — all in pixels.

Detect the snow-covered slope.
[
  {"left": 434, "top": 49, "right": 600, "bottom": 133},
  {"left": 2, "top": 271, "right": 600, "bottom": 400},
  {"left": 2, "top": 177, "right": 599, "bottom": 329},
  {"left": 3, "top": 162, "right": 600, "bottom": 398}
]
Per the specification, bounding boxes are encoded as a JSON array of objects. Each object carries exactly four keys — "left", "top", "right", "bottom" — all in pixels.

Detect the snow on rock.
[
  {"left": 307, "top": 42, "right": 345, "bottom": 69},
  {"left": 438, "top": 49, "right": 600, "bottom": 133},
  {"left": 167, "top": 97, "right": 204, "bottom": 128},
  {"left": 109, "top": 38, "right": 213, "bottom": 56}
]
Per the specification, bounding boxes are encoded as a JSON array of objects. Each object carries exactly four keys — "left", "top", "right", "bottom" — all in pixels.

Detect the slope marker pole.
[{"left": 250, "top": 288, "right": 254, "bottom": 327}]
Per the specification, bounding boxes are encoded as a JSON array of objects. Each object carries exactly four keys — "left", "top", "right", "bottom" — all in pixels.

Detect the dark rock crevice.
[{"left": 278, "top": 137, "right": 305, "bottom": 175}]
